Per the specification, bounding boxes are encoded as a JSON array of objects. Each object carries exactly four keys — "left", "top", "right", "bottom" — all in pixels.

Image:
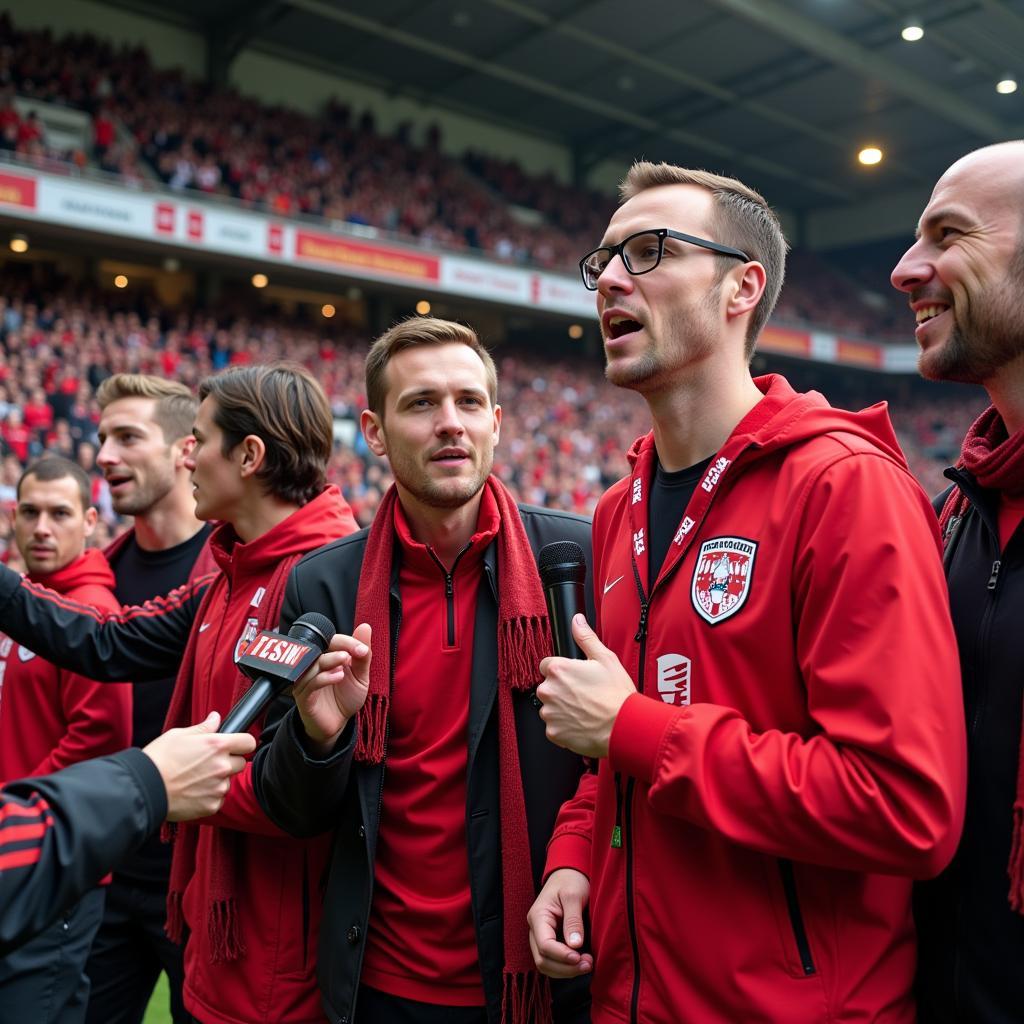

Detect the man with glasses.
[{"left": 527, "top": 161, "right": 967, "bottom": 1023}]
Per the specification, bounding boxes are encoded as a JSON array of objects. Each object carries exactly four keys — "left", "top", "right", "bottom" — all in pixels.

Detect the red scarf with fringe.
[
  {"left": 162, "top": 551, "right": 300, "bottom": 960},
  {"left": 354, "top": 477, "right": 554, "bottom": 1024},
  {"left": 937, "top": 404, "right": 1024, "bottom": 914}
]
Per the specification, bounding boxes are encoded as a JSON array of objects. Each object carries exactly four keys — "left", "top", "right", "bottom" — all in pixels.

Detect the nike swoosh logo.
[
  {"left": 198, "top": 622, "right": 211, "bottom": 632},
  {"left": 603, "top": 575, "right": 624, "bottom": 595}
]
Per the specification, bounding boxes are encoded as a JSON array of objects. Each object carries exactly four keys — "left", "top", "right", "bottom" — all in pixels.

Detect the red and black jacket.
[{"left": 0, "top": 747, "right": 167, "bottom": 955}]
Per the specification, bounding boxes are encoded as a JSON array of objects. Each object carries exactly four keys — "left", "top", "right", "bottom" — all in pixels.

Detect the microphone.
[
  {"left": 218, "top": 612, "right": 335, "bottom": 733},
  {"left": 538, "top": 541, "right": 588, "bottom": 660}
]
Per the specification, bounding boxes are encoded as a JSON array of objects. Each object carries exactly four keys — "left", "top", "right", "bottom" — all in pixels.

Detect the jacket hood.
[
  {"left": 626, "top": 373, "right": 908, "bottom": 471},
  {"left": 209, "top": 484, "right": 358, "bottom": 580},
  {"left": 28, "top": 546, "right": 117, "bottom": 594}
]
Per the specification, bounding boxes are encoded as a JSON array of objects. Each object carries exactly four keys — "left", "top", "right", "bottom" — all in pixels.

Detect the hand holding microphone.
[
  {"left": 536, "top": 541, "right": 636, "bottom": 759},
  {"left": 539, "top": 541, "right": 588, "bottom": 660},
  {"left": 219, "top": 613, "right": 336, "bottom": 734}
]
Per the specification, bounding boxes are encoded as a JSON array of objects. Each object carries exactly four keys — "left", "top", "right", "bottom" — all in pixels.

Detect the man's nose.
[
  {"left": 891, "top": 240, "right": 933, "bottom": 294},
  {"left": 597, "top": 252, "right": 635, "bottom": 299},
  {"left": 435, "top": 398, "right": 465, "bottom": 435}
]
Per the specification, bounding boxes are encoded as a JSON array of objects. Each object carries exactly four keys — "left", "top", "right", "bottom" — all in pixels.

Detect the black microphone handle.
[
  {"left": 218, "top": 678, "right": 281, "bottom": 734},
  {"left": 545, "top": 579, "right": 586, "bottom": 660}
]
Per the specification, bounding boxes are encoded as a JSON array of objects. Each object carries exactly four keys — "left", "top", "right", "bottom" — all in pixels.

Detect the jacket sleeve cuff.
[
  {"left": 287, "top": 706, "right": 356, "bottom": 765},
  {"left": 608, "top": 693, "right": 678, "bottom": 784},
  {"left": 544, "top": 831, "right": 592, "bottom": 880},
  {"left": 116, "top": 746, "right": 169, "bottom": 827}
]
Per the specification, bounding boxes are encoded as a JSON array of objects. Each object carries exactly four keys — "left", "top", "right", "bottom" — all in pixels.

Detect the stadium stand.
[{"left": 0, "top": 14, "right": 916, "bottom": 344}]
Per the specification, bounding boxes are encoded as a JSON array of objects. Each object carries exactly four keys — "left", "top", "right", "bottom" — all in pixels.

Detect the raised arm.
[{"left": 0, "top": 563, "right": 214, "bottom": 682}]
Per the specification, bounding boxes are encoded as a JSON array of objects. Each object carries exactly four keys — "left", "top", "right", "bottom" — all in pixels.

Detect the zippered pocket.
[{"left": 778, "top": 859, "right": 816, "bottom": 977}]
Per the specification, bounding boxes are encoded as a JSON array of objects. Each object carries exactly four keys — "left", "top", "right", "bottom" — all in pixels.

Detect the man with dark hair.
[
  {"left": 0, "top": 456, "right": 132, "bottom": 1024},
  {"left": 891, "top": 140, "right": 1024, "bottom": 1024},
  {"left": 87, "top": 373, "right": 215, "bottom": 1024},
  {"left": 0, "top": 364, "right": 358, "bottom": 1024},
  {"left": 528, "top": 161, "right": 966, "bottom": 1023},
  {"left": 254, "top": 317, "right": 593, "bottom": 1024}
]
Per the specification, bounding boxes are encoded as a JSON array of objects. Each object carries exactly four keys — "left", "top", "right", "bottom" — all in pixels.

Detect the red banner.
[
  {"left": 836, "top": 338, "right": 884, "bottom": 368},
  {"left": 759, "top": 326, "right": 811, "bottom": 357},
  {"left": 0, "top": 172, "right": 36, "bottom": 209},
  {"left": 295, "top": 231, "right": 439, "bottom": 281},
  {"left": 155, "top": 202, "right": 175, "bottom": 234}
]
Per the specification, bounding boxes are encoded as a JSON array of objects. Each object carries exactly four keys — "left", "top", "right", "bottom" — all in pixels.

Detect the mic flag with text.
[
  {"left": 538, "top": 540, "right": 587, "bottom": 660},
  {"left": 218, "top": 612, "right": 335, "bottom": 733}
]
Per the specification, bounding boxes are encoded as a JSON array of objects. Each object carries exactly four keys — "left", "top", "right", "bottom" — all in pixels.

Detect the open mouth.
[
  {"left": 605, "top": 315, "right": 643, "bottom": 339},
  {"left": 432, "top": 450, "right": 469, "bottom": 464}
]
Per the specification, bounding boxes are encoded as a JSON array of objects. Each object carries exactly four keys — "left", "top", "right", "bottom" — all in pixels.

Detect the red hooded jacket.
[
  {"left": 546, "top": 376, "right": 967, "bottom": 1024},
  {"left": 0, "top": 547, "right": 131, "bottom": 781},
  {"left": 175, "top": 487, "right": 357, "bottom": 1024}
]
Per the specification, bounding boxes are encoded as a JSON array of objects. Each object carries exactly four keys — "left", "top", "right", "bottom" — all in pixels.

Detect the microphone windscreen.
[
  {"left": 538, "top": 540, "right": 587, "bottom": 589},
  {"left": 289, "top": 612, "right": 335, "bottom": 649}
]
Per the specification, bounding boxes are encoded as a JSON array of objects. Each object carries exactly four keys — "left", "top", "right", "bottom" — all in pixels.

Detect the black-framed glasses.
[{"left": 579, "top": 228, "right": 750, "bottom": 291}]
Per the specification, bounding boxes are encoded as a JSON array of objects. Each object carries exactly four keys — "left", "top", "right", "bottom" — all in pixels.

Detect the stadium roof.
[{"left": 100, "top": 0, "right": 1024, "bottom": 241}]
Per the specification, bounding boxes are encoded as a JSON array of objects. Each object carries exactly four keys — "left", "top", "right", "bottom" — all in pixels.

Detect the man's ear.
[
  {"left": 361, "top": 410, "right": 388, "bottom": 458},
  {"left": 82, "top": 506, "right": 98, "bottom": 538},
  {"left": 174, "top": 435, "right": 196, "bottom": 467},
  {"left": 237, "top": 435, "right": 267, "bottom": 479},
  {"left": 725, "top": 261, "right": 767, "bottom": 322}
]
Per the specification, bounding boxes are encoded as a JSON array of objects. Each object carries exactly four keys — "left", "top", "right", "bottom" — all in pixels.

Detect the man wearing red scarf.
[
  {"left": 891, "top": 141, "right": 1024, "bottom": 1024},
  {"left": 254, "top": 318, "right": 593, "bottom": 1024},
  {"left": 0, "top": 456, "right": 131, "bottom": 1024}
]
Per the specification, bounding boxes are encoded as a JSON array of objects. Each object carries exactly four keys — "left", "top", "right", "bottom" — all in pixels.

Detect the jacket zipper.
[
  {"left": 778, "top": 859, "right": 816, "bottom": 976},
  {"left": 622, "top": 576, "right": 650, "bottom": 1024},
  {"left": 428, "top": 542, "right": 472, "bottom": 647}
]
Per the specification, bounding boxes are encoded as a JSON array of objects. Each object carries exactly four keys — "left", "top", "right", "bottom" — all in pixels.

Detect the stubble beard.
[
  {"left": 921, "top": 251, "right": 1024, "bottom": 384},
  {"left": 604, "top": 288, "right": 720, "bottom": 392},
  {"left": 110, "top": 465, "right": 176, "bottom": 517},
  {"left": 397, "top": 451, "right": 494, "bottom": 511}
]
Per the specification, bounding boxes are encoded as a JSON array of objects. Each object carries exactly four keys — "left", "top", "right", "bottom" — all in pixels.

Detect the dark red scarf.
[
  {"left": 937, "top": 404, "right": 1024, "bottom": 914},
  {"left": 162, "top": 552, "right": 300, "bottom": 960},
  {"left": 353, "top": 477, "right": 554, "bottom": 1024}
]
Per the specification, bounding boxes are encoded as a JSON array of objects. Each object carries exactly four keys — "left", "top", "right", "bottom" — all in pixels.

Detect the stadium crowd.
[{"left": 0, "top": 15, "right": 910, "bottom": 342}]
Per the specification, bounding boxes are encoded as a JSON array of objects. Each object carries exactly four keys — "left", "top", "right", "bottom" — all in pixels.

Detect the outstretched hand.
[{"left": 144, "top": 711, "right": 256, "bottom": 822}]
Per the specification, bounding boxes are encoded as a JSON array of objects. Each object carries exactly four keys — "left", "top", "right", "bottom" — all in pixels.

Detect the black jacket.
[
  {"left": 0, "top": 747, "right": 167, "bottom": 954},
  {"left": 254, "top": 503, "right": 594, "bottom": 1024},
  {"left": 915, "top": 470, "right": 1024, "bottom": 1023}
]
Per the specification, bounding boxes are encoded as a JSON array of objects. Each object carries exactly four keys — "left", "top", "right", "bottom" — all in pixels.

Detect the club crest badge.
[
  {"left": 234, "top": 617, "right": 260, "bottom": 663},
  {"left": 691, "top": 536, "right": 757, "bottom": 625}
]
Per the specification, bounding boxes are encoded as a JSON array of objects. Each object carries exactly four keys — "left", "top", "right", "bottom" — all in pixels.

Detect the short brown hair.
[
  {"left": 96, "top": 374, "right": 197, "bottom": 444},
  {"left": 619, "top": 161, "right": 788, "bottom": 358},
  {"left": 18, "top": 455, "right": 92, "bottom": 512},
  {"left": 198, "top": 363, "right": 332, "bottom": 506},
  {"left": 365, "top": 317, "right": 498, "bottom": 415}
]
